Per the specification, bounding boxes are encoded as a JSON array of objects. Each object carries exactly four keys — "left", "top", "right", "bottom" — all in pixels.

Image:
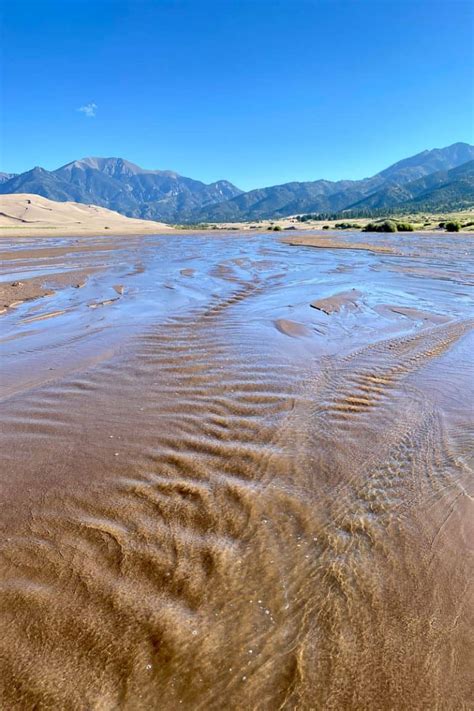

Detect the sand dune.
[{"left": 0, "top": 193, "right": 173, "bottom": 236}]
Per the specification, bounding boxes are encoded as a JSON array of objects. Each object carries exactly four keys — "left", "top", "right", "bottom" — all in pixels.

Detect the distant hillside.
[
  {"left": 0, "top": 158, "right": 243, "bottom": 222},
  {"left": 195, "top": 142, "right": 474, "bottom": 221},
  {"left": 0, "top": 172, "right": 16, "bottom": 184},
  {"left": 393, "top": 160, "right": 474, "bottom": 212},
  {"left": 346, "top": 160, "right": 474, "bottom": 213},
  {"left": 1, "top": 143, "right": 473, "bottom": 222},
  {"left": 375, "top": 143, "right": 474, "bottom": 182}
]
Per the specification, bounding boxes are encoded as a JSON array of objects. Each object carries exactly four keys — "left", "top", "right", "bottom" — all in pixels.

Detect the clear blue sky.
[{"left": 1, "top": 0, "right": 473, "bottom": 190}]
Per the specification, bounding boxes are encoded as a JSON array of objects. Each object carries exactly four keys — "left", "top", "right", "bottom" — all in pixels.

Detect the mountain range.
[
  {"left": 194, "top": 142, "right": 474, "bottom": 220},
  {"left": 0, "top": 158, "right": 243, "bottom": 223},
  {"left": 346, "top": 159, "right": 474, "bottom": 213},
  {"left": 1, "top": 143, "right": 473, "bottom": 222}
]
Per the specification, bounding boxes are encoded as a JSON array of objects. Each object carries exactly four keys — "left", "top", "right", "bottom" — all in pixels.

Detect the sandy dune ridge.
[{"left": 0, "top": 193, "right": 174, "bottom": 236}]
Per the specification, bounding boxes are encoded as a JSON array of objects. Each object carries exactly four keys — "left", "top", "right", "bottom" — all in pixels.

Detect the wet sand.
[
  {"left": 282, "top": 233, "right": 395, "bottom": 254},
  {"left": 310, "top": 288, "right": 362, "bottom": 314},
  {"left": 0, "top": 229, "right": 473, "bottom": 709}
]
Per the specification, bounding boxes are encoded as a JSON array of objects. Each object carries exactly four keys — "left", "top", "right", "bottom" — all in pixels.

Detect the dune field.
[{"left": 0, "top": 193, "right": 174, "bottom": 237}]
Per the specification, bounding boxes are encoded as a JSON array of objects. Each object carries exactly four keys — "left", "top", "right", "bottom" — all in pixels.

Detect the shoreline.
[{"left": 1, "top": 225, "right": 470, "bottom": 239}]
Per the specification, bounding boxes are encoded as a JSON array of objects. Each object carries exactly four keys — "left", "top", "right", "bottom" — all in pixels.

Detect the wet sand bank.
[{"left": 0, "top": 230, "right": 473, "bottom": 709}]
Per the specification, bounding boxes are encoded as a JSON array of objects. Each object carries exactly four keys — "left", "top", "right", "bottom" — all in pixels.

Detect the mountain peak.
[
  {"left": 1, "top": 156, "right": 243, "bottom": 222},
  {"left": 59, "top": 156, "right": 145, "bottom": 176},
  {"left": 378, "top": 142, "right": 474, "bottom": 181},
  {"left": 57, "top": 157, "right": 181, "bottom": 179}
]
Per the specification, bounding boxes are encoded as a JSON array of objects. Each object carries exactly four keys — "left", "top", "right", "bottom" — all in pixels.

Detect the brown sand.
[
  {"left": 0, "top": 193, "right": 174, "bottom": 236},
  {"left": 374, "top": 304, "right": 451, "bottom": 324},
  {"left": 282, "top": 233, "right": 394, "bottom": 254},
  {"left": 0, "top": 269, "right": 96, "bottom": 312},
  {"left": 274, "top": 318, "right": 311, "bottom": 337},
  {"left": 0, "top": 277, "right": 55, "bottom": 312},
  {"left": 0, "top": 229, "right": 473, "bottom": 709},
  {"left": 310, "top": 288, "right": 362, "bottom": 314}
]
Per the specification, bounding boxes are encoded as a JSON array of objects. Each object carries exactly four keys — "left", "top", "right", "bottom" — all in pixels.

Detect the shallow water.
[{"left": 0, "top": 231, "right": 473, "bottom": 709}]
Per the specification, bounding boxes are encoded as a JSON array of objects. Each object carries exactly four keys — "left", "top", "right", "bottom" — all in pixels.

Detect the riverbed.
[{"left": 1, "top": 230, "right": 472, "bottom": 709}]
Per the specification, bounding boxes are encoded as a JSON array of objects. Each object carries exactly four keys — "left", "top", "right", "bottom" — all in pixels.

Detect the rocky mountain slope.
[
  {"left": 0, "top": 158, "right": 242, "bottom": 222},
  {"left": 346, "top": 160, "right": 474, "bottom": 213},
  {"left": 195, "top": 142, "right": 474, "bottom": 220}
]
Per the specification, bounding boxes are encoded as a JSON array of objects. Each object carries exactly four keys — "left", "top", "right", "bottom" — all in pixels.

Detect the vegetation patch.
[
  {"left": 445, "top": 221, "right": 460, "bottom": 232},
  {"left": 334, "top": 222, "right": 360, "bottom": 230},
  {"left": 363, "top": 220, "right": 414, "bottom": 233},
  {"left": 363, "top": 220, "right": 398, "bottom": 233}
]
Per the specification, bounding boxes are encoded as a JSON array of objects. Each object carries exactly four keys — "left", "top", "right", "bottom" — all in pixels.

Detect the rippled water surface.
[{"left": 1, "top": 231, "right": 473, "bottom": 709}]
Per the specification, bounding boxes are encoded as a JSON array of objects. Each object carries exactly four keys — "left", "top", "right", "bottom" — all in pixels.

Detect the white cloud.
[{"left": 77, "top": 102, "right": 97, "bottom": 118}]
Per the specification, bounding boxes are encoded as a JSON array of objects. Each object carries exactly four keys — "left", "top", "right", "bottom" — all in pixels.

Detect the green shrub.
[
  {"left": 272, "top": 225, "right": 282, "bottom": 231},
  {"left": 445, "top": 221, "right": 460, "bottom": 232},
  {"left": 363, "top": 220, "right": 398, "bottom": 233},
  {"left": 323, "top": 225, "right": 330, "bottom": 229},
  {"left": 396, "top": 222, "right": 414, "bottom": 232},
  {"left": 335, "top": 222, "right": 360, "bottom": 229}
]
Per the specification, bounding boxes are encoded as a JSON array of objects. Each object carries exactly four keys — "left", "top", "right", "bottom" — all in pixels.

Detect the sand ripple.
[{"left": 0, "top": 232, "right": 473, "bottom": 709}]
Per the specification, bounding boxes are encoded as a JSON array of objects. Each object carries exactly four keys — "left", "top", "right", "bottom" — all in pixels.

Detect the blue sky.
[{"left": 1, "top": 0, "right": 473, "bottom": 190}]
